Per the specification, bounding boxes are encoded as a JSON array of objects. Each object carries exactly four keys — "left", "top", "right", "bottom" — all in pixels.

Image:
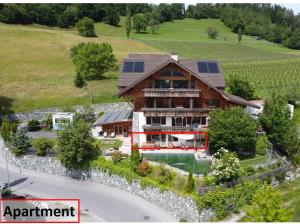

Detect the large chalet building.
[{"left": 95, "top": 53, "right": 258, "bottom": 150}]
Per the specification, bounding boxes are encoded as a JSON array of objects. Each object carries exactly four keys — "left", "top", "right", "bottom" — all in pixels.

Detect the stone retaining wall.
[
  {"left": 13, "top": 102, "right": 131, "bottom": 121},
  {"left": 1, "top": 142, "right": 214, "bottom": 222}
]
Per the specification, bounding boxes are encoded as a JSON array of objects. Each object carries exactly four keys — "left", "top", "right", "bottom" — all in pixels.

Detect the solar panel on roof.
[
  {"left": 123, "top": 62, "right": 134, "bottom": 72},
  {"left": 197, "top": 62, "right": 208, "bottom": 73},
  {"left": 134, "top": 62, "right": 144, "bottom": 73},
  {"left": 208, "top": 62, "right": 219, "bottom": 73}
]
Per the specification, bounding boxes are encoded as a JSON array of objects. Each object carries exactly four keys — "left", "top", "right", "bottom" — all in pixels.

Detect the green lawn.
[
  {"left": 0, "top": 22, "right": 158, "bottom": 112},
  {"left": 278, "top": 177, "right": 300, "bottom": 221},
  {"left": 240, "top": 155, "right": 268, "bottom": 168}
]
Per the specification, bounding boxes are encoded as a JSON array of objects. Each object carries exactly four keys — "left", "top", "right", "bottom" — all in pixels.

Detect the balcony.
[
  {"left": 142, "top": 107, "right": 212, "bottom": 116},
  {"left": 143, "top": 88, "right": 200, "bottom": 97}
]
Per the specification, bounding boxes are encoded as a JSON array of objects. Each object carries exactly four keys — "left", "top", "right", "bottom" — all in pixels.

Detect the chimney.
[{"left": 171, "top": 52, "right": 178, "bottom": 61}]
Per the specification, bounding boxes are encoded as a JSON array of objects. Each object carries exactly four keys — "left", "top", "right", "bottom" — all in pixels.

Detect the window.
[
  {"left": 147, "top": 134, "right": 151, "bottom": 142},
  {"left": 173, "top": 70, "right": 184, "bottom": 77},
  {"left": 152, "top": 134, "right": 160, "bottom": 142},
  {"left": 155, "top": 80, "right": 170, "bottom": 88},
  {"left": 201, "top": 117, "right": 207, "bottom": 125},
  {"left": 152, "top": 117, "right": 160, "bottom": 124},
  {"left": 197, "top": 62, "right": 219, "bottom": 73},
  {"left": 122, "top": 61, "right": 144, "bottom": 73},
  {"left": 173, "top": 80, "right": 188, "bottom": 89},
  {"left": 161, "top": 117, "right": 166, "bottom": 125},
  {"left": 191, "top": 79, "right": 196, "bottom": 89},
  {"left": 160, "top": 70, "right": 171, "bottom": 76},
  {"left": 147, "top": 80, "right": 153, "bottom": 88},
  {"left": 146, "top": 117, "right": 151, "bottom": 125},
  {"left": 161, "top": 134, "right": 166, "bottom": 141},
  {"left": 192, "top": 117, "right": 200, "bottom": 125},
  {"left": 208, "top": 99, "right": 220, "bottom": 107}
]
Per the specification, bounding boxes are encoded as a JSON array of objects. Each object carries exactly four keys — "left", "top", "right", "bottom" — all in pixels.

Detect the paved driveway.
[{"left": 26, "top": 131, "right": 57, "bottom": 139}]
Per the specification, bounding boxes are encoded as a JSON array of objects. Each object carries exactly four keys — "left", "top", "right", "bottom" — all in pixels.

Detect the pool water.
[{"left": 142, "top": 153, "right": 212, "bottom": 174}]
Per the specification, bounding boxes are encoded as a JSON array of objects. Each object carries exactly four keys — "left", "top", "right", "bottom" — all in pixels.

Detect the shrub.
[
  {"left": 185, "top": 172, "right": 195, "bottom": 193},
  {"left": 76, "top": 16, "right": 96, "bottom": 37},
  {"left": 212, "top": 148, "right": 240, "bottom": 183},
  {"left": 245, "top": 184, "right": 292, "bottom": 222},
  {"left": 27, "top": 119, "right": 41, "bottom": 131},
  {"left": 137, "top": 160, "right": 150, "bottom": 177},
  {"left": 245, "top": 166, "right": 256, "bottom": 175},
  {"left": 175, "top": 175, "right": 186, "bottom": 191},
  {"left": 10, "top": 129, "right": 30, "bottom": 156},
  {"left": 203, "top": 175, "right": 216, "bottom": 186},
  {"left": 154, "top": 163, "right": 173, "bottom": 184},
  {"left": 207, "top": 27, "right": 218, "bottom": 39},
  {"left": 275, "top": 171, "right": 286, "bottom": 183},
  {"left": 1, "top": 116, "right": 16, "bottom": 141},
  {"left": 41, "top": 113, "right": 53, "bottom": 130},
  {"left": 256, "top": 134, "right": 269, "bottom": 155},
  {"left": 130, "top": 144, "right": 141, "bottom": 172},
  {"left": 1, "top": 188, "right": 12, "bottom": 197},
  {"left": 74, "top": 72, "right": 86, "bottom": 88},
  {"left": 31, "top": 138, "right": 54, "bottom": 156},
  {"left": 228, "top": 76, "right": 255, "bottom": 100},
  {"left": 111, "top": 151, "right": 122, "bottom": 163}
]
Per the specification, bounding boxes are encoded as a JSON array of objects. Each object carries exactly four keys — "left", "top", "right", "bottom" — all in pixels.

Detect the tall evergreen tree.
[{"left": 125, "top": 5, "right": 131, "bottom": 38}]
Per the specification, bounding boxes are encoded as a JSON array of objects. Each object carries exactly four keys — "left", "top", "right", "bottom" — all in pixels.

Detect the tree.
[
  {"left": 56, "top": 5, "right": 78, "bottom": 28},
  {"left": 259, "top": 95, "right": 300, "bottom": 162},
  {"left": 130, "top": 143, "right": 141, "bottom": 171},
  {"left": 32, "top": 138, "right": 54, "bottom": 156},
  {"left": 103, "top": 7, "right": 120, "bottom": 26},
  {"left": 238, "top": 27, "right": 243, "bottom": 42},
  {"left": 207, "top": 27, "right": 218, "bottom": 39},
  {"left": 125, "top": 5, "right": 131, "bottom": 38},
  {"left": 76, "top": 16, "right": 96, "bottom": 37},
  {"left": 185, "top": 172, "right": 195, "bottom": 193},
  {"left": 57, "top": 120, "right": 98, "bottom": 169},
  {"left": 1, "top": 116, "right": 16, "bottom": 142},
  {"left": 74, "top": 72, "right": 86, "bottom": 88},
  {"left": 245, "top": 184, "right": 292, "bottom": 222},
  {"left": 70, "top": 42, "right": 117, "bottom": 80},
  {"left": 147, "top": 18, "right": 159, "bottom": 34},
  {"left": 256, "top": 134, "right": 269, "bottom": 155},
  {"left": 156, "top": 4, "right": 174, "bottom": 22},
  {"left": 10, "top": 129, "right": 30, "bottom": 156},
  {"left": 132, "top": 14, "right": 147, "bottom": 33},
  {"left": 212, "top": 147, "right": 240, "bottom": 183},
  {"left": 228, "top": 76, "right": 255, "bottom": 100},
  {"left": 209, "top": 106, "right": 257, "bottom": 156}
]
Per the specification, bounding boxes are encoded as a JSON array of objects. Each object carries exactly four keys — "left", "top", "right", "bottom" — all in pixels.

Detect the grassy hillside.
[
  {"left": 1, "top": 17, "right": 300, "bottom": 112},
  {"left": 0, "top": 23, "right": 159, "bottom": 112},
  {"left": 96, "top": 17, "right": 300, "bottom": 98}
]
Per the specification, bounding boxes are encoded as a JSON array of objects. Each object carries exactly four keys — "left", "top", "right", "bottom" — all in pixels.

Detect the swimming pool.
[{"left": 142, "top": 153, "right": 212, "bottom": 174}]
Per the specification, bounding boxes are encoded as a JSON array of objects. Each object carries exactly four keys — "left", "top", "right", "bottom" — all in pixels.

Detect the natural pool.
[{"left": 142, "top": 153, "right": 212, "bottom": 174}]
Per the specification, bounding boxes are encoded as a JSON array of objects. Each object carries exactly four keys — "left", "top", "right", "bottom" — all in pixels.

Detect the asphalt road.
[{"left": 0, "top": 161, "right": 175, "bottom": 222}]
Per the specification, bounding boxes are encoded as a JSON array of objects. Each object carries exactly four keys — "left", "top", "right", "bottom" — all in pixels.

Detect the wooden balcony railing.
[
  {"left": 143, "top": 88, "right": 200, "bottom": 97},
  {"left": 142, "top": 107, "right": 212, "bottom": 116}
]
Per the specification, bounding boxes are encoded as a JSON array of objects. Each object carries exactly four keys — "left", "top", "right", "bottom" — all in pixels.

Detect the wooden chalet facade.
[{"left": 97, "top": 53, "right": 259, "bottom": 150}]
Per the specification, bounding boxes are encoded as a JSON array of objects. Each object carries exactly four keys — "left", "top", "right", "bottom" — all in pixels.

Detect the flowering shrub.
[{"left": 212, "top": 147, "right": 240, "bottom": 183}]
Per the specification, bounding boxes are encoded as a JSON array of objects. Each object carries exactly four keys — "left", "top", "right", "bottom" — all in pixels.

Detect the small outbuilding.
[
  {"left": 52, "top": 112, "right": 75, "bottom": 130},
  {"left": 93, "top": 110, "right": 133, "bottom": 136}
]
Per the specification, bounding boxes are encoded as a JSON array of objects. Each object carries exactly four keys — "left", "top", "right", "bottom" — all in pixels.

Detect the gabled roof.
[
  {"left": 118, "top": 53, "right": 225, "bottom": 89},
  {"left": 223, "top": 93, "right": 260, "bottom": 108}
]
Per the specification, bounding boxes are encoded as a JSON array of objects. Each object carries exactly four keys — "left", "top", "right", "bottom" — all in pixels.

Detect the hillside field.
[{"left": 1, "top": 17, "right": 300, "bottom": 112}]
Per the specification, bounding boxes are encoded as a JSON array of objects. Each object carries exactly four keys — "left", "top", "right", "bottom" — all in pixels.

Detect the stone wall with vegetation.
[{"left": 1, "top": 143, "right": 214, "bottom": 222}]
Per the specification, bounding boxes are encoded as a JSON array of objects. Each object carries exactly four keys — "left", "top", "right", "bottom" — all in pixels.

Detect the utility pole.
[{"left": 4, "top": 148, "right": 10, "bottom": 189}]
